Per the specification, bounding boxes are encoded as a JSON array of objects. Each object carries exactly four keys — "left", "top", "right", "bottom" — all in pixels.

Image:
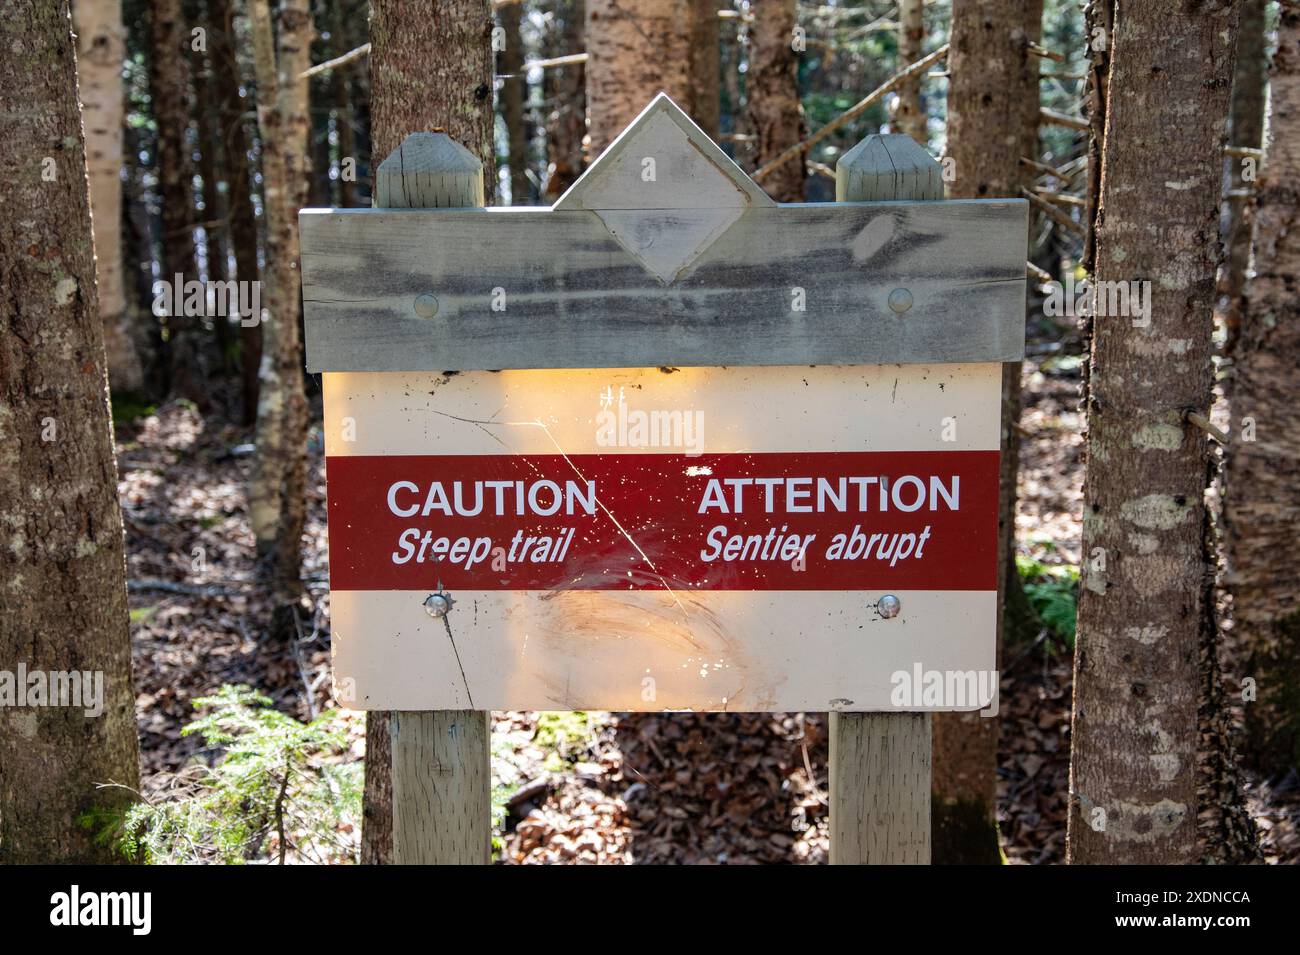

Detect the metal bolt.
[
  {"left": 878, "top": 594, "right": 901, "bottom": 619},
  {"left": 887, "top": 288, "right": 913, "bottom": 314},
  {"left": 424, "top": 592, "right": 455, "bottom": 618},
  {"left": 414, "top": 292, "right": 439, "bottom": 318}
]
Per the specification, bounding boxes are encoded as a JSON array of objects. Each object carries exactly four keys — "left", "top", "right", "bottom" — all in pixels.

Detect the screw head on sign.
[
  {"left": 878, "top": 594, "right": 901, "bottom": 619},
  {"left": 414, "top": 292, "right": 439, "bottom": 318},
  {"left": 424, "top": 592, "right": 454, "bottom": 618},
  {"left": 887, "top": 288, "right": 913, "bottom": 314}
]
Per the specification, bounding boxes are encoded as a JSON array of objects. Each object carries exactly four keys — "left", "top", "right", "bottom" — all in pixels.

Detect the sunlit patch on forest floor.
[{"left": 116, "top": 359, "right": 1298, "bottom": 864}]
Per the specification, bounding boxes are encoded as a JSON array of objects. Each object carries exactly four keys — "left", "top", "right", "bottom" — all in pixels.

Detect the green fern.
[
  {"left": 1016, "top": 556, "right": 1080, "bottom": 647},
  {"left": 83, "top": 685, "right": 361, "bottom": 864}
]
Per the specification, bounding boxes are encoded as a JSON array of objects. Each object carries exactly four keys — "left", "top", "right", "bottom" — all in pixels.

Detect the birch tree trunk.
[
  {"left": 585, "top": 0, "right": 691, "bottom": 156},
  {"left": 0, "top": 0, "right": 140, "bottom": 863},
  {"left": 1226, "top": 2, "right": 1300, "bottom": 779},
  {"left": 72, "top": 0, "right": 144, "bottom": 395},
  {"left": 891, "top": 0, "right": 927, "bottom": 143},
  {"left": 362, "top": 0, "right": 497, "bottom": 865},
  {"left": 747, "top": 0, "right": 805, "bottom": 203},
  {"left": 935, "top": 0, "right": 1036, "bottom": 865},
  {"left": 247, "top": 0, "right": 311, "bottom": 615},
  {"left": 1067, "top": 0, "right": 1239, "bottom": 865}
]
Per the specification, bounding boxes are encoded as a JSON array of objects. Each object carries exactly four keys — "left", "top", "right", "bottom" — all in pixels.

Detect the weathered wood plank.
[
  {"left": 829, "top": 712, "right": 932, "bottom": 864},
  {"left": 299, "top": 199, "right": 1027, "bottom": 372},
  {"left": 389, "top": 710, "right": 491, "bottom": 865}
]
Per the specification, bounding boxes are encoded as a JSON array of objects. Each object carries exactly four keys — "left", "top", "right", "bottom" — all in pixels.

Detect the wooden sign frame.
[{"left": 300, "top": 95, "right": 1027, "bottom": 865}]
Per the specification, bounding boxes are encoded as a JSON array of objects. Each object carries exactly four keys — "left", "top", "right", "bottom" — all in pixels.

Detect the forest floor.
[{"left": 117, "top": 355, "right": 1300, "bottom": 864}]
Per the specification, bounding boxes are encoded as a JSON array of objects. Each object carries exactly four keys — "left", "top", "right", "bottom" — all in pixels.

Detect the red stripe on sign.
[{"left": 324, "top": 451, "right": 999, "bottom": 591}]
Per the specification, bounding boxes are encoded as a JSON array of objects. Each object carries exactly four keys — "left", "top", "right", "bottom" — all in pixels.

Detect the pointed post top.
[
  {"left": 554, "top": 93, "right": 775, "bottom": 212},
  {"left": 375, "top": 132, "right": 484, "bottom": 209},
  {"left": 837, "top": 134, "right": 944, "bottom": 202}
]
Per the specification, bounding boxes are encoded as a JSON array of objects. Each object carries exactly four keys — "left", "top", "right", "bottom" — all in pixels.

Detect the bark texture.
[
  {"left": 370, "top": 0, "right": 496, "bottom": 174},
  {"left": 500, "top": 0, "right": 529, "bottom": 204},
  {"left": 543, "top": 0, "right": 586, "bottom": 200},
  {"left": 747, "top": 0, "right": 805, "bottom": 202},
  {"left": 935, "top": 0, "right": 1036, "bottom": 865},
  {"left": 149, "top": 0, "right": 204, "bottom": 402},
  {"left": 0, "top": 0, "right": 140, "bottom": 863},
  {"left": 1198, "top": 510, "right": 1263, "bottom": 862},
  {"left": 585, "top": 0, "right": 691, "bottom": 156},
  {"left": 1225, "top": 2, "right": 1300, "bottom": 779},
  {"left": 247, "top": 0, "right": 311, "bottom": 610},
  {"left": 362, "top": 0, "right": 497, "bottom": 865},
  {"left": 891, "top": 0, "right": 927, "bottom": 143},
  {"left": 1082, "top": 0, "right": 1114, "bottom": 275},
  {"left": 1067, "top": 0, "right": 1239, "bottom": 865},
  {"left": 689, "top": 0, "right": 721, "bottom": 139},
  {"left": 188, "top": 0, "right": 232, "bottom": 370},
  {"left": 209, "top": 0, "right": 263, "bottom": 422},
  {"left": 72, "top": 0, "right": 144, "bottom": 395}
]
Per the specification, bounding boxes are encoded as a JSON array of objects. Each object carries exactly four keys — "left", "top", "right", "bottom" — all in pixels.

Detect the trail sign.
[{"left": 301, "top": 96, "right": 1026, "bottom": 715}]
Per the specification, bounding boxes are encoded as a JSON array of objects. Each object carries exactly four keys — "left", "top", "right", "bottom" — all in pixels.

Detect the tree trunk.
[
  {"left": 149, "top": 0, "right": 205, "bottom": 402},
  {"left": 1067, "top": 0, "right": 1239, "bottom": 865},
  {"left": 1226, "top": 4, "right": 1300, "bottom": 779},
  {"left": 247, "top": 0, "right": 311, "bottom": 618},
  {"left": 348, "top": 0, "right": 372, "bottom": 202},
  {"left": 542, "top": 0, "right": 586, "bottom": 200},
  {"left": 891, "top": 0, "right": 927, "bottom": 143},
  {"left": 747, "top": 0, "right": 805, "bottom": 203},
  {"left": 0, "top": 0, "right": 140, "bottom": 863},
  {"left": 362, "top": 0, "right": 497, "bottom": 866},
  {"left": 689, "top": 0, "right": 721, "bottom": 139},
  {"left": 934, "top": 0, "right": 1036, "bottom": 865},
  {"left": 370, "top": 0, "right": 496, "bottom": 179},
  {"left": 500, "top": 0, "right": 529, "bottom": 204},
  {"left": 330, "top": 0, "right": 358, "bottom": 207},
  {"left": 72, "top": 0, "right": 145, "bottom": 396},
  {"left": 1222, "top": 0, "right": 1269, "bottom": 354},
  {"left": 585, "top": 0, "right": 691, "bottom": 156},
  {"left": 189, "top": 0, "right": 234, "bottom": 374},
  {"left": 1082, "top": 0, "right": 1114, "bottom": 275},
  {"left": 209, "top": 0, "right": 263, "bottom": 423},
  {"left": 122, "top": 122, "right": 157, "bottom": 355}
]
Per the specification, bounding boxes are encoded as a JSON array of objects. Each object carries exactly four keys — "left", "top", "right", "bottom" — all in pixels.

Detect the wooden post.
[
  {"left": 829, "top": 134, "right": 941, "bottom": 865},
  {"left": 371, "top": 133, "right": 491, "bottom": 865}
]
